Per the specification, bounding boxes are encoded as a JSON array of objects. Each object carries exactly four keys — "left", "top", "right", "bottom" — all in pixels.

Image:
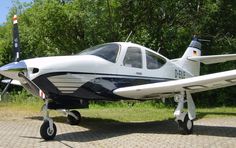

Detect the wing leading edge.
[{"left": 113, "top": 69, "right": 236, "bottom": 99}]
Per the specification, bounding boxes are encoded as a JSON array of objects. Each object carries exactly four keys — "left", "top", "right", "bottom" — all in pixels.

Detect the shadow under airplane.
[{"left": 25, "top": 114, "right": 236, "bottom": 143}]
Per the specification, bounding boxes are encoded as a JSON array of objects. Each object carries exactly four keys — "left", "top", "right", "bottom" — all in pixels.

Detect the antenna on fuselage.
[
  {"left": 157, "top": 36, "right": 164, "bottom": 53},
  {"left": 125, "top": 31, "right": 132, "bottom": 42},
  {"left": 157, "top": 47, "right": 161, "bottom": 53},
  {"left": 192, "top": 35, "right": 211, "bottom": 43}
]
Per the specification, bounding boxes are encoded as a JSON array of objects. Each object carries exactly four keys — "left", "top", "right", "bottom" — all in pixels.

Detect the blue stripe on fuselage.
[{"left": 33, "top": 72, "right": 173, "bottom": 101}]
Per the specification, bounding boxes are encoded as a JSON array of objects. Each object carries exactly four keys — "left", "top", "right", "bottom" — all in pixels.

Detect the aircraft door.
[{"left": 119, "top": 46, "right": 145, "bottom": 76}]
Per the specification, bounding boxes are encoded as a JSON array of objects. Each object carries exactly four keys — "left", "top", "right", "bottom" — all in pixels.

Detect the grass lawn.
[{"left": 0, "top": 101, "right": 236, "bottom": 122}]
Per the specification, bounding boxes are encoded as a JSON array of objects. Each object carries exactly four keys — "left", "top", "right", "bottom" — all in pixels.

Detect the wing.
[
  {"left": 113, "top": 69, "right": 236, "bottom": 99},
  {"left": 188, "top": 54, "right": 236, "bottom": 64}
]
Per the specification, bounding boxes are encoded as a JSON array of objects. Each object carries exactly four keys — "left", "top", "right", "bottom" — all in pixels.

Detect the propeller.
[
  {"left": 0, "top": 15, "right": 21, "bottom": 99},
  {"left": 12, "top": 15, "right": 20, "bottom": 62}
]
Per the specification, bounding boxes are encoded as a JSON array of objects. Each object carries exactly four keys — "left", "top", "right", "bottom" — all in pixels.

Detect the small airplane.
[{"left": 0, "top": 15, "right": 236, "bottom": 140}]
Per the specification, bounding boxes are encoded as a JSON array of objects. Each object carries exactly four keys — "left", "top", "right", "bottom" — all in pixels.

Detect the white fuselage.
[
  {"left": 0, "top": 42, "right": 193, "bottom": 101},
  {"left": 24, "top": 42, "right": 192, "bottom": 81}
]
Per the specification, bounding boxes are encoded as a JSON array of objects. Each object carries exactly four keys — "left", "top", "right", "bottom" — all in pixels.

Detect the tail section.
[{"left": 174, "top": 38, "right": 202, "bottom": 76}]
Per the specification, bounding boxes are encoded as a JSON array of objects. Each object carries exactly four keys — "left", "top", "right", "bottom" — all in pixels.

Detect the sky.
[{"left": 0, "top": 0, "right": 32, "bottom": 25}]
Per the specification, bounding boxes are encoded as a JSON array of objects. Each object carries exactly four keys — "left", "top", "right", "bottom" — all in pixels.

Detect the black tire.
[
  {"left": 67, "top": 110, "right": 81, "bottom": 125},
  {"left": 178, "top": 114, "right": 193, "bottom": 135},
  {"left": 40, "top": 121, "right": 57, "bottom": 141}
]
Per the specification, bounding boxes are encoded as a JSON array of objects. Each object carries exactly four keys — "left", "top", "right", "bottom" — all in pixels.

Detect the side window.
[
  {"left": 123, "top": 47, "right": 142, "bottom": 68},
  {"left": 146, "top": 50, "right": 166, "bottom": 69}
]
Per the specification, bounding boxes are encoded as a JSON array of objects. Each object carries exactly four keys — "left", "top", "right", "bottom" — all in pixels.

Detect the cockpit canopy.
[
  {"left": 79, "top": 42, "right": 167, "bottom": 69},
  {"left": 78, "top": 43, "right": 120, "bottom": 63}
]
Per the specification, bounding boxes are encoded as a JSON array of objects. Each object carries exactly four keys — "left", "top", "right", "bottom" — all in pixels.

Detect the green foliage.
[
  {"left": 1, "top": 90, "right": 42, "bottom": 105},
  {"left": 89, "top": 100, "right": 169, "bottom": 109},
  {"left": 0, "top": 0, "right": 235, "bottom": 106}
]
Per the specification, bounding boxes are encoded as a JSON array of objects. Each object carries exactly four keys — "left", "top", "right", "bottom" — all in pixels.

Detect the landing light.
[
  {"left": 184, "top": 85, "right": 206, "bottom": 90},
  {"left": 226, "top": 79, "right": 236, "bottom": 83},
  {"left": 32, "top": 68, "right": 39, "bottom": 74}
]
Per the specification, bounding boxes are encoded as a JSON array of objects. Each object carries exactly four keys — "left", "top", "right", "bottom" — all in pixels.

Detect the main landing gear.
[
  {"left": 40, "top": 100, "right": 82, "bottom": 140},
  {"left": 63, "top": 110, "right": 82, "bottom": 125},
  {"left": 174, "top": 91, "right": 196, "bottom": 134}
]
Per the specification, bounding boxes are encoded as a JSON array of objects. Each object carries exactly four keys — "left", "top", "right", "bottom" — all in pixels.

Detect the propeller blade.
[
  {"left": 0, "top": 79, "right": 12, "bottom": 101},
  {"left": 0, "top": 15, "right": 22, "bottom": 100},
  {"left": 12, "top": 15, "right": 20, "bottom": 62}
]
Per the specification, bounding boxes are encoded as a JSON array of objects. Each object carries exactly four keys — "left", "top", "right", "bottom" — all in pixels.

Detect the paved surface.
[{"left": 0, "top": 115, "right": 236, "bottom": 148}]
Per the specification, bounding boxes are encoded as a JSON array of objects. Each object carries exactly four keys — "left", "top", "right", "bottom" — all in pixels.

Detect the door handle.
[{"left": 136, "top": 72, "right": 142, "bottom": 75}]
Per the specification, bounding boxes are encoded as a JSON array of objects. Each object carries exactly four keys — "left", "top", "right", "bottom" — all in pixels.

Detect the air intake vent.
[{"left": 32, "top": 68, "right": 39, "bottom": 74}]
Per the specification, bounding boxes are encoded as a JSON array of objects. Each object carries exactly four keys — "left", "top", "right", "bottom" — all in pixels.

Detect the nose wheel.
[
  {"left": 40, "top": 100, "right": 57, "bottom": 141},
  {"left": 40, "top": 120, "right": 57, "bottom": 141}
]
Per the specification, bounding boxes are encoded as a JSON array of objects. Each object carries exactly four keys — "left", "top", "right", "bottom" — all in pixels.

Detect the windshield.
[{"left": 78, "top": 43, "right": 120, "bottom": 63}]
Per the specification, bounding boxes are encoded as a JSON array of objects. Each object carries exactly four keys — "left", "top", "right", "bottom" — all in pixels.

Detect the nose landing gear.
[
  {"left": 40, "top": 100, "right": 57, "bottom": 140},
  {"left": 40, "top": 120, "right": 57, "bottom": 140},
  {"left": 40, "top": 100, "right": 83, "bottom": 140}
]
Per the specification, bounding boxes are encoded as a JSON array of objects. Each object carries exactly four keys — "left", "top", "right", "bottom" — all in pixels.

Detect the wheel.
[
  {"left": 67, "top": 110, "right": 81, "bottom": 125},
  {"left": 40, "top": 120, "right": 57, "bottom": 141},
  {"left": 177, "top": 114, "right": 193, "bottom": 134}
]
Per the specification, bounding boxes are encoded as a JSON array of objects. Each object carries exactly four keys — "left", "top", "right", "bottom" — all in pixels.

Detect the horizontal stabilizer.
[
  {"left": 188, "top": 54, "right": 236, "bottom": 64},
  {"left": 1, "top": 79, "right": 21, "bottom": 86}
]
